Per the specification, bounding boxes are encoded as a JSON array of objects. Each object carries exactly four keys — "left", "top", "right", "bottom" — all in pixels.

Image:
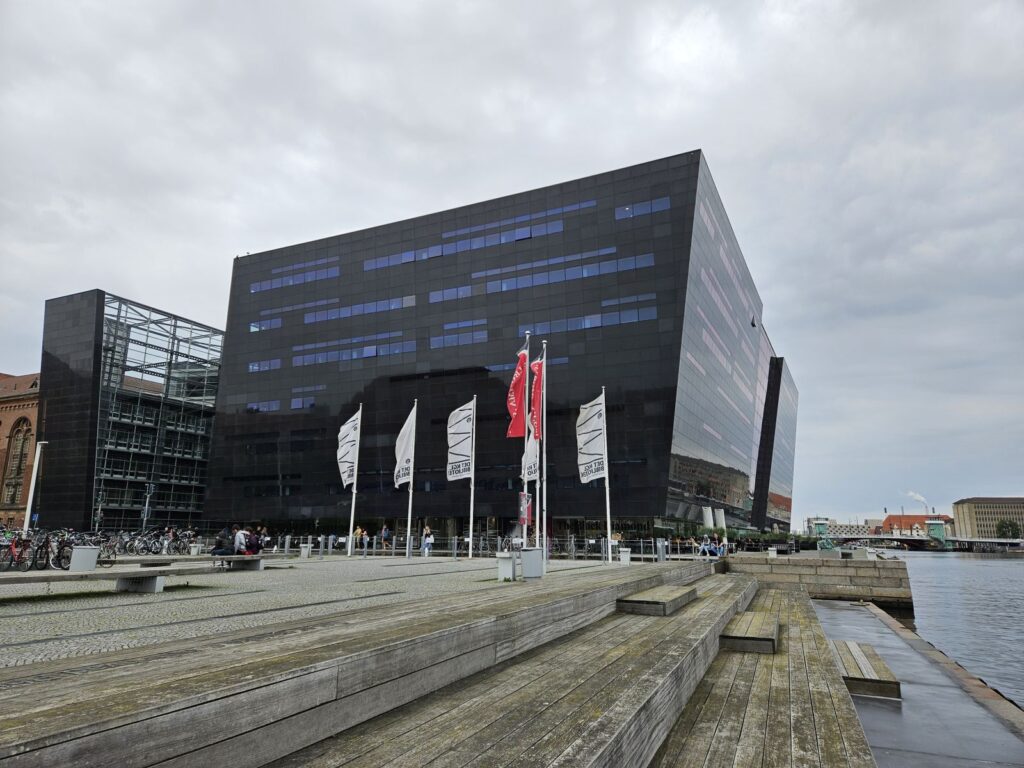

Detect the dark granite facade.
[{"left": 206, "top": 151, "right": 797, "bottom": 535}]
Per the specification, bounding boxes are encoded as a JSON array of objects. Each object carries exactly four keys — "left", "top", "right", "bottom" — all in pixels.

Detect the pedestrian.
[
  {"left": 381, "top": 524, "right": 390, "bottom": 551},
  {"left": 422, "top": 525, "right": 433, "bottom": 557},
  {"left": 233, "top": 525, "right": 248, "bottom": 554},
  {"left": 361, "top": 528, "right": 370, "bottom": 553}
]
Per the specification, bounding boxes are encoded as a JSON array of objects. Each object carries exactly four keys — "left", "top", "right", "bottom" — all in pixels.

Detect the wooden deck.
[
  {"left": 0, "top": 561, "right": 715, "bottom": 768},
  {"left": 830, "top": 640, "right": 901, "bottom": 699},
  {"left": 267, "top": 573, "right": 756, "bottom": 768},
  {"left": 651, "top": 588, "right": 876, "bottom": 768}
]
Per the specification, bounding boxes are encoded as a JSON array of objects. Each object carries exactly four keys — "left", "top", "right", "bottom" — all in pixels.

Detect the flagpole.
[
  {"left": 541, "top": 341, "right": 548, "bottom": 557},
  {"left": 405, "top": 399, "right": 417, "bottom": 559},
  {"left": 468, "top": 395, "right": 476, "bottom": 560},
  {"left": 522, "top": 332, "right": 531, "bottom": 546},
  {"left": 602, "top": 386, "right": 612, "bottom": 564},
  {"left": 347, "top": 403, "right": 362, "bottom": 556}
]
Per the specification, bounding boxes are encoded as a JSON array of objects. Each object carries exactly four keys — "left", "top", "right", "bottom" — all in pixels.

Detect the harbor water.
[{"left": 897, "top": 551, "right": 1024, "bottom": 706}]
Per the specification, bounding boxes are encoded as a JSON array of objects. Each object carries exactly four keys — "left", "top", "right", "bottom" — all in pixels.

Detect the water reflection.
[{"left": 896, "top": 551, "right": 1024, "bottom": 705}]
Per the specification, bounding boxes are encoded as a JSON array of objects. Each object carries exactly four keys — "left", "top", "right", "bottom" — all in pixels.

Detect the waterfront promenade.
[{"left": 2, "top": 554, "right": 1022, "bottom": 766}]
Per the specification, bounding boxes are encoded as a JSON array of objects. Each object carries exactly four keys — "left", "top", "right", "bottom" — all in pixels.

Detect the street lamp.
[
  {"left": 141, "top": 482, "right": 156, "bottom": 531},
  {"left": 21, "top": 440, "right": 48, "bottom": 535}
]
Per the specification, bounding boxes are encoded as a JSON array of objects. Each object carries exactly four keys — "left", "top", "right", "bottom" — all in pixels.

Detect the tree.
[{"left": 995, "top": 519, "right": 1022, "bottom": 539}]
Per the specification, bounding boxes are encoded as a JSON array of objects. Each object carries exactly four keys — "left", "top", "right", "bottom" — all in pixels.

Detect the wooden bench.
[
  {"left": 720, "top": 610, "right": 780, "bottom": 653},
  {"left": 830, "top": 639, "right": 902, "bottom": 699},
  {"left": 616, "top": 584, "right": 697, "bottom": 616},
  {"left": 0, "top": 565, "right": 218, "bottom": 593}
]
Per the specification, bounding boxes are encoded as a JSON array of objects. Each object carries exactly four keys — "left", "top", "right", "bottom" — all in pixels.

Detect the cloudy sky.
[{"left": 2, "top": 0, "right": 1021, "bottom": 527}]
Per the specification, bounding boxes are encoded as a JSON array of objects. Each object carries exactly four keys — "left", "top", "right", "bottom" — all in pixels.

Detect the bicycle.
[{"left": 1, "top": 531, "right": 34, "bottom": 572}]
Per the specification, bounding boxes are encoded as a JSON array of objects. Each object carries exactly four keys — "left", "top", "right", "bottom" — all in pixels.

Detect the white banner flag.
[
  {"left": 394, "top": 402, "right": 417, "bottom": 488},
  {"left": 446, "top": 399, "right": 475, "bottom": 481},
  {"left": 336, "top": 409, "right": 361, "bottom": 488},
  {"left": 576, "top": 392, "right": 607, "bottom": 483},
  {"left": 522, "top": 419, "right": 539, "bottom": 481}
]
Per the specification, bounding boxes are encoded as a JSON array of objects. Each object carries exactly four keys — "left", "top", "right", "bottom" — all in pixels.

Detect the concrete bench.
[
  {"left": 830, "top": 639, "right": 902, "bottom": 699},
  {"left": 115, "top": 553, "right": 292, "bottom": 570},
  {"left": 720, "top": 610, "right": 780, "bottom": 653},
  {"left": 616, "top": 584, "right": 697, "bottom": 616},
  {"left": 0, "top": 565, "right": 218, "bottom": 593}
]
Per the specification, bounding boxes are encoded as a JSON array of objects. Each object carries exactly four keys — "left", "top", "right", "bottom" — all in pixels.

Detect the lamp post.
[
  {"left": 21, "top": 440, "right": 48, "bottom": 535},
  {"left": 94, "top": 489, "right": 105, "bottom": 532},
  {"left": 142, "top": 482, "right": 155, "bottom": 531}
]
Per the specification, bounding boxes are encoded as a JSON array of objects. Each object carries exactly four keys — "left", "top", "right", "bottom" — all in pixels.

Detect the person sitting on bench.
[{"left": 211, "top": 525, "right": 235, "bottom": 556}]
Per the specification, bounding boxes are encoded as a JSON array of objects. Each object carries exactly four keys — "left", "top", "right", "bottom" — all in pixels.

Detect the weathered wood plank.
[{"left": 731, "top": 652, "right": 771, "bottom": 768}]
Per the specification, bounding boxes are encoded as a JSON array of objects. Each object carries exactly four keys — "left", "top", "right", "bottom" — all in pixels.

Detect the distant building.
[
  {"left": 0, "top": 373, "right": 39, "bottom": 529},
  {"left": 803, "top": 517, "right": 869, "bottom": 537},
  {"left": 881, "top": 514, "right": 953, "bottom": 537},
  {"left": 36, "top": 291, "right": 222, "bottom": 531},
  {"left": 952, "top": 497, "right": 1024, "bottom": 539},
  {"left": 863, "top": 518, "right": 883, "bottom": 534}
]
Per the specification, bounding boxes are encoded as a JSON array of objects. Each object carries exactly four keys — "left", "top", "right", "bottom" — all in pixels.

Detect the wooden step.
[
  {"left": 720, "top": 611, "right": 780, "bottom": 653},
  {"left": 616, "top": 584, "right": 697, "bottom": 616},
  {"left": 267, "top": 573, "right": 758, "bottom": 768},
  {"left": 830, "top": 639, "right": 902, "bottom": 699},
  {"left": 652, "top": 589, "right": 875, "bottom": 768},
  {"left": 0, "top": 561, "right": 716, "bottom": 768}
]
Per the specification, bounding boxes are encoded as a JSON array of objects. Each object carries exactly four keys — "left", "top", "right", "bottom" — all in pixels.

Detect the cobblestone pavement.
[{"left": 0, "top": 556, "right": 603, "bottom": 667}]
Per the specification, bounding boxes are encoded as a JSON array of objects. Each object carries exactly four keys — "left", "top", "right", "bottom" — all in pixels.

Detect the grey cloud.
[{"left": 2, "top": 0, "right": 1021, "bottom": 526}]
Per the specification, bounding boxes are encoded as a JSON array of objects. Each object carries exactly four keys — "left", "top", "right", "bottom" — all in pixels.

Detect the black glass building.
[
  {"left": 36, "top": 291, "right": 222, "bottom": 530},
  {"left": 206, "top": 151, "right": 797, "bottom": 536}
]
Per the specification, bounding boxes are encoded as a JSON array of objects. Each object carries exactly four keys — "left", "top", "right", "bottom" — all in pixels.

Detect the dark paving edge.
[{"left": 863, "top": 601, "right": 1024, "bottom": 741}]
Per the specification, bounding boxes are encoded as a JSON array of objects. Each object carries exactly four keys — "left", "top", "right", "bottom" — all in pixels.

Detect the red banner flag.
[
  {"left": 506, "top": 338, "right": 529, "bottom": 438},
  {"left": 529, "top": 352, "right": 544, "bottom": 441}
]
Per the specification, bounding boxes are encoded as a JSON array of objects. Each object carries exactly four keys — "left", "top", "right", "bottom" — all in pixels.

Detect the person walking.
[
  {"left": 381, "top": 524, "right": 390, "bottom": 551},
  {"left": 422, "top": 525, "right": 433, "bottom": 557}
]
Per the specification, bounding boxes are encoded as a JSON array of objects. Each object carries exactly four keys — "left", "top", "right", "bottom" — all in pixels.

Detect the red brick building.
[
  {"left": 0, "top": 372, "right": 40, "bottom": 529},
  {"left": 881, "top": 513, "right": 954, "bottom": 537}
]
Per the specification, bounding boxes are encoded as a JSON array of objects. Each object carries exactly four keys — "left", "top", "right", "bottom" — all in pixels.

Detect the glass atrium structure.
[{"left": 36, "top": 291, "right": 222, "bottom": 530}]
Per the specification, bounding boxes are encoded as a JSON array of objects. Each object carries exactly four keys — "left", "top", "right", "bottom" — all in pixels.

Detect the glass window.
[
  {"left": 621, "top": 308, "right": 639, "bottom": 323},
  {"left": 639, "top": 306, "right": 658, "bottom": 321},
  {"left": 636, "top": 253, "right": 655, "bottom": 268}
]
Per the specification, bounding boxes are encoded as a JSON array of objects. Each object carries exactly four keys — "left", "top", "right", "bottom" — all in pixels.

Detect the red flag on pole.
[
  {"left": 529, "top": 351, "right": 544, "bottom": 441},
  {"left": 506, "top": 337, "right": 529, "bottom": 438}
]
